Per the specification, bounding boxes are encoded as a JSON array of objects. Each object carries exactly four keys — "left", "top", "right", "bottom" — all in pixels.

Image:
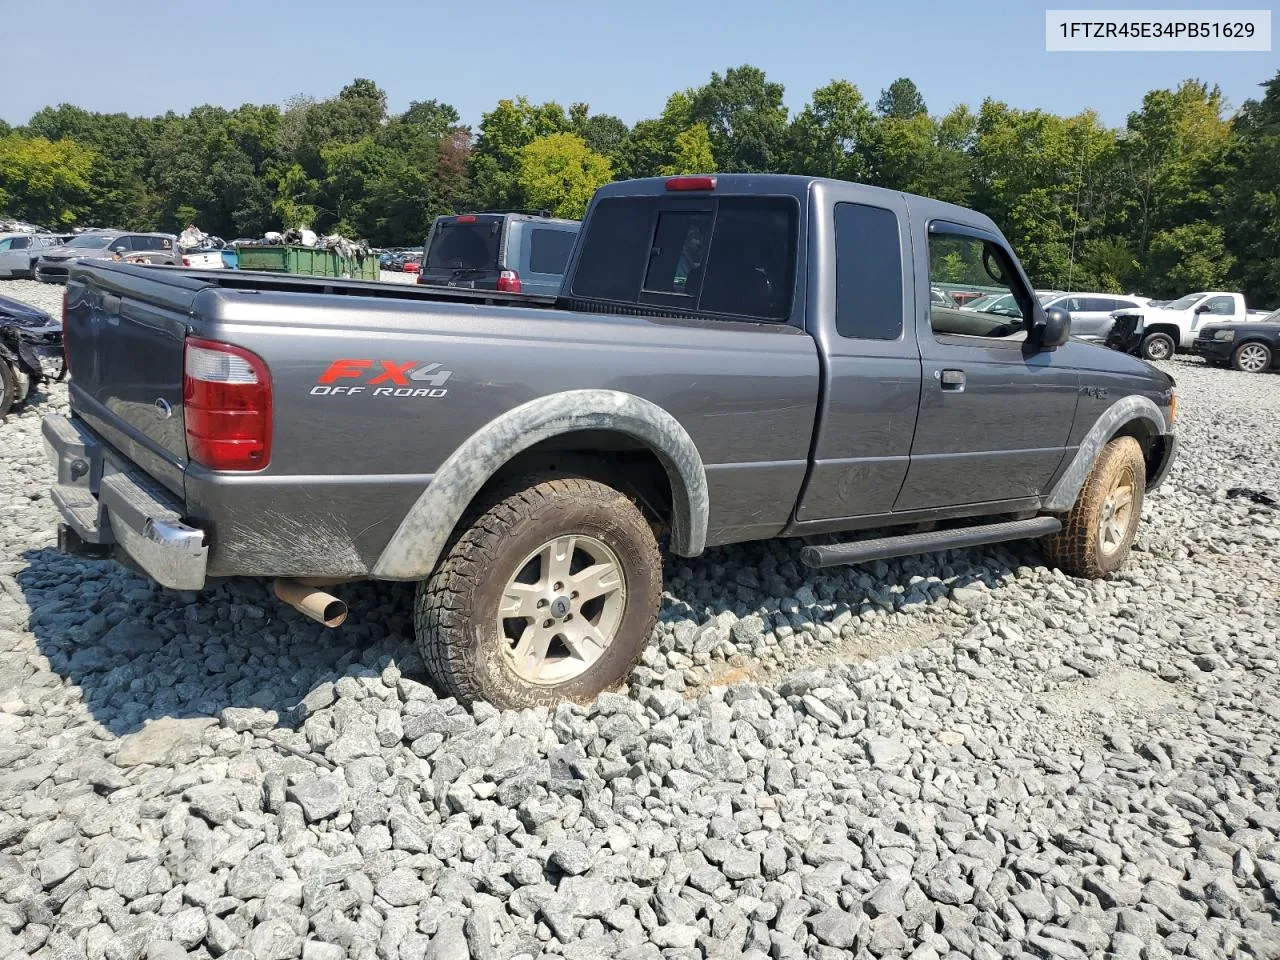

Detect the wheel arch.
[
  {"left": 1141, "top": 323, "right": 1182, "bottom": 350},
  {"left": 372, "top": 389, "right": 709, "bottom": 581},
  {"left": 1044, "top": 396, "right": 1169, "bottom": 512}
]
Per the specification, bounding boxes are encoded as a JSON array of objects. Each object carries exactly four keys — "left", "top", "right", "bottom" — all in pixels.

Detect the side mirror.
[
  {"left": 1194, "top": 303, "right": 1211, "bottom": 314},
  {"left": 1035, "top": 306, "right": 1071, "bottom": 348}
]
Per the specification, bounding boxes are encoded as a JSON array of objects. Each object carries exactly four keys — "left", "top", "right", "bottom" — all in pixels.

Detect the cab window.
[{"left": 927, "top": 228, "right": 1030, "bottom": 342}]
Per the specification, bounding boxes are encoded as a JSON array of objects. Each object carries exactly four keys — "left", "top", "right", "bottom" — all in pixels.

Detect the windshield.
[
  {"left": 425, "top": 221, "right": 500, "bottom": 271},
  {"left": 65, "top": 234, "right": 114, "bottom": 249},
  {"left": 1037, "top": 292, "right": 1061, "bottom": 303},
  {"left": 1164, "top": 293, "right": 1204, "bottom": 311}
]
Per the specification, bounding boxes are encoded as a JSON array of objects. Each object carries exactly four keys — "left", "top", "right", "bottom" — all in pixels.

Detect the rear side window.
[
  {"left": 833, "top": 202, "right": 903, "bottom": 340},
  {"left": 9, "top": 236, "right": 31, "bottom": 250},
  {"left": 134, "top": 236, "right": 170, "bottom": 251},
  {"left": 571, "top": 195, "right": 797, "bottom": 322},
  {"left": 572, "top": 199, "right": 657, "bottom": 302},
  {"left": 528, "top": 227, "right": 576, "bottom": 275},
  {"left": 426, "top": 221, "right": 501, "bottom": 271}
]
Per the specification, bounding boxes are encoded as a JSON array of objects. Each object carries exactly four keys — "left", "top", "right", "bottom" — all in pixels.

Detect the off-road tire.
[
  {"left": 1043, "top": 435, "right": 1146, "bottom": 579},
  {"left": 414, "top": 476, "right": 662, "bottom": 707},
  {"left": 0, "top": 361, "right": 15, "bottom": 418},
  {"left": 1232, "top": 340, "right": 1272, "bottom": 374},
  {"left": 1140, "top": 332, "right": 1175, "bottom": 361}
]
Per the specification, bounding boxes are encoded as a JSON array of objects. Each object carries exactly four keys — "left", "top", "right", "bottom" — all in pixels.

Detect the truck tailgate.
[{"left": 63, "top": 264, "right": 204, "bottom": 496}]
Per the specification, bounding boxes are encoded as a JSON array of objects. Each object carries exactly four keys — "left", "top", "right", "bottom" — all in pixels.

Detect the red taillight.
[
  {"left": 497, "top": 269, "right": 521, "bottom": 293},
  {"left": 183, "top": 337, "right": 272, "bottom": 471},
  {"left": 182, "top": 256, "right": 191, "bottom": 267},
  {"left": 456, "top": 215, "right": 477, "bottom": 223},
  {"left": 665, "top": 176, "right": 717, "bottom": 191}
]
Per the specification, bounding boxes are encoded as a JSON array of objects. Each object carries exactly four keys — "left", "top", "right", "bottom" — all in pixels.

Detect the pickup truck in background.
[
  {"left": 44, "top": 174, "right": 1178, "bottom": 707},
  {"left": 1107, "top": 291, "right": 1264, "bottom": 360}
]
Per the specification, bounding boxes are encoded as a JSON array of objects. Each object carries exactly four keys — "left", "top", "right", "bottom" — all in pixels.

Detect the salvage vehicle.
[
  {"left": 418, "top": 212, "right": 580, "bottom": 296},
  {"left": 0, "top": 233, "right": 74, "bottom": 279},
  {"left": 1107, "top": 291, "right": 1259, "bottom": 360},
  {"left": 36, "top": 231, "right": 179, "bottom": 282},
  {"left": 44, "top": 174, "right": 1178, "bottom": 707},
  {"left": 0, "top": 294, "right": 64, "bottom": 417},
  {"left": 1193, "top": 310, "right": 1280, "bottom": 373}
]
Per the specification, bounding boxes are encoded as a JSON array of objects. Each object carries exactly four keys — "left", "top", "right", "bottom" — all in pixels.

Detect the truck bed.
[{"left": 138, "top": 263, "right": 559, "bottom": 308}]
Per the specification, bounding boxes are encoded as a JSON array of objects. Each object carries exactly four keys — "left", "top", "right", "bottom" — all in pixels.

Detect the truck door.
[
  {"left": 795, "top": 194, "right": 921, "bottom": 521},
  {"left": 894, "top": 221, "right": 1078, "bottom": 510}
]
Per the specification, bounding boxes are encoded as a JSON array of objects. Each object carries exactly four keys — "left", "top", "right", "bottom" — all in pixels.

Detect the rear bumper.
[{"left": 43, "top": 413, "right": 208, "bottom": 590}]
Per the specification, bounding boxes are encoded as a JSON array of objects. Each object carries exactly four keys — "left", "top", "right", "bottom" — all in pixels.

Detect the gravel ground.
[{"left": 1, "top": 276, "right": 1278, "bottom": 960}]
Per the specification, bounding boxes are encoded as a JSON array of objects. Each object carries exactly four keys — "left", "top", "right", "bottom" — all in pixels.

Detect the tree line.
[{"left": 0, "top": 67, "right": 1277, "bottom": 304}]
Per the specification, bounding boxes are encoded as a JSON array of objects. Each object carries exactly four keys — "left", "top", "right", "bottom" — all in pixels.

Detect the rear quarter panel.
[{"left": 186, "top": 290, "right": 820, "bottom": 577}]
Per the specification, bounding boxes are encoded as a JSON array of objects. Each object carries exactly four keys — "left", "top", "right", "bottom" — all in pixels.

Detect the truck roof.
[{"left": 592, "top": 174, "right": 1002, "bottom": 235}]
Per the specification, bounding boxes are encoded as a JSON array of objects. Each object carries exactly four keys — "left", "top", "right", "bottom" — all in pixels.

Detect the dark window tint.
[
  {"left": 110, "top": 236, "right": 133, "bottom": 252},
  {"left": 833, "top": 202, "right": 903, "bottom": 339},
  {"left": 571, "top": 198, "right": 652, "bottom": 302},
  {"left": 698, "top": 198, "right": 797, "bottom": 321},
  {"left": 528, "top": 227, "right": 576, "bottom": 275},
  {"left": 9, "top": 236, "right": 30, "bottom": 250},
  {"left": 426, "top": 221, "right": 501, "bottom": 271},
  {"left": 642, "top": 210, "right": 712, "bottom": 296},
  {"left": 133, "top": 236, "right": 169, "bottom": 251}
]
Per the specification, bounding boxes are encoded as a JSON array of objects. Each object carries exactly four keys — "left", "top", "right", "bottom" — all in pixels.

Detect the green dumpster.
[{"left": 235, "top": 244, "right": 379, "bottom": 280}]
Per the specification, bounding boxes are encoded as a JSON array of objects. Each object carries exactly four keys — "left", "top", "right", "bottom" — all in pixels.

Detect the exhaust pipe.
[{"left": 273, "top": 578, "right": 348, "bottom": 628}]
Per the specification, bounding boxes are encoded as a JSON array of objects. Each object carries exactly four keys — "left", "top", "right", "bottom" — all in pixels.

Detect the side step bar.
[{"left": 800, "top": 516, "right": 1062, "bottom": 569}]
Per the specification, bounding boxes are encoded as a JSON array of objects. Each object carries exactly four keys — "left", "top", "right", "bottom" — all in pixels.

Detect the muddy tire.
[
  {"left": 414, "top": 476, "right": 662, "bottom": 708},
  {"left": 1043, "top": 436, "right": 1146, "bottom": 579},
  {"left": 1140, "top": 332, "right": 1175, "bottom": 361}
]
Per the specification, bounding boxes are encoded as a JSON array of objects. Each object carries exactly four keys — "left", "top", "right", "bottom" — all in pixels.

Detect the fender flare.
[
  {"left": 1043, "top": 395, "right": 1168, "bottom": 512},
  {"left": 371, "top": 389, "right": 709, "bottom": 580}
]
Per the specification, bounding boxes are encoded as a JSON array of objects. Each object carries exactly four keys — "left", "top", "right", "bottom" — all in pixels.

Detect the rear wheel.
[
  {"left": 1140, "top": 332, "right": 1175, "bottom": 361},
  {"left": 1043, "top": 436, "right": 1146, "bottom": 578},
  {"left": 414, "top": 476, "right": 662, "bottom": 708},
  {"left": 1232, "top": 341, "right": 1272, "bottom": 373}
]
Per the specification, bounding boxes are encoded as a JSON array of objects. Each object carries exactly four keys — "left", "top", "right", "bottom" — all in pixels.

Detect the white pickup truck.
[{"left": 1109, "top": 291, "right": 1267, "bottom": 360}]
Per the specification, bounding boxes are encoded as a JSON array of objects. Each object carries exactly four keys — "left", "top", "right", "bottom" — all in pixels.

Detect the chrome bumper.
[{"left": 43, "top": 413, "right": 208, "bottom": 590}]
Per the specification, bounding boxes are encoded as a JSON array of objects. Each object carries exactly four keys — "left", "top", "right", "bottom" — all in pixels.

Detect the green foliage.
[
  {"left": 786, "top": 80, "right": 873, "bottom": 181},
  {"left": 1223, "top": 75, "right": 1280, "bottom": 306},
  {"left": 1, "top": 67, "right": 1278, "bottom": 307},
  {"left": 876, "top": 78, "right": 927, "bottom": 119},
  {"left": 690, "top": 65, "right": 788, "bottom": 172},
  {"left": 1146, "top": 223, "right": 1234, "bottom": 296},
  {"left": 0, "top": 134, "right": 97, "bottom": 225},
  {"left": 517, "top": 133, "right": 612, "bottom": 219}
]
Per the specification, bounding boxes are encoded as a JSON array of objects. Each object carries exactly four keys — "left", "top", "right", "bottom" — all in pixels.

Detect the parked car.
[
  {"left": 46, "top": 173, "right": 1177, "bottom": 708},
  {"left": 35, "top": 231, "right": 179, "bottom": 283},
  {"left": 1107, "top": 291, "right": 1258, "bottom": 360},
  {"left": 0, "top": 294, "right": 64, "bottom": 417},
  {"left": 1038, "top": 293, "right": 1151, "bottom": 342},
  {"left": 1193, "top": 309, "right": 1280, "bottom": 373},
  {"left": 418, "top": 212, "right": 580, "bottom": 296},
  {"left": 0, "top": 233, "right": 73, "bottom": 279}
]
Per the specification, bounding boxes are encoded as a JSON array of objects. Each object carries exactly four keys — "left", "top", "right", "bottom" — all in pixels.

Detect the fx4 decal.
[{"left": 311, "top": 359, "right": 453, "bottom": 398}]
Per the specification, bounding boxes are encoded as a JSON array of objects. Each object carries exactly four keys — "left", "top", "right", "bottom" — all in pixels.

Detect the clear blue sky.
[{"left": 1, "top": 1, "right": 1274, "bottom": 129}]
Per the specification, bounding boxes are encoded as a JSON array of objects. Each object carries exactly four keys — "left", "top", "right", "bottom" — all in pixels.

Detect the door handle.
[{"left": 940, "top": 369, "right": 966, "bottom": 392}]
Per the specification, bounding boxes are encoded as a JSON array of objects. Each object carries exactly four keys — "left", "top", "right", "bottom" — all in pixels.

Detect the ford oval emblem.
[{"left": 154, "top": 398, "right": 173, "bottom": 420}]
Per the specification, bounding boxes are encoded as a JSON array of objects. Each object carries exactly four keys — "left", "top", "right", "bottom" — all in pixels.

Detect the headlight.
[{"left": 1213, "top": 329, "right": 1236, "bottom": 341}]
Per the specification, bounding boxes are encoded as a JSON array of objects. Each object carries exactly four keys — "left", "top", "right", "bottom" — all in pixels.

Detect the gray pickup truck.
[{"left": 45, "top": 174, "right": 1177, "bottom": 707}]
